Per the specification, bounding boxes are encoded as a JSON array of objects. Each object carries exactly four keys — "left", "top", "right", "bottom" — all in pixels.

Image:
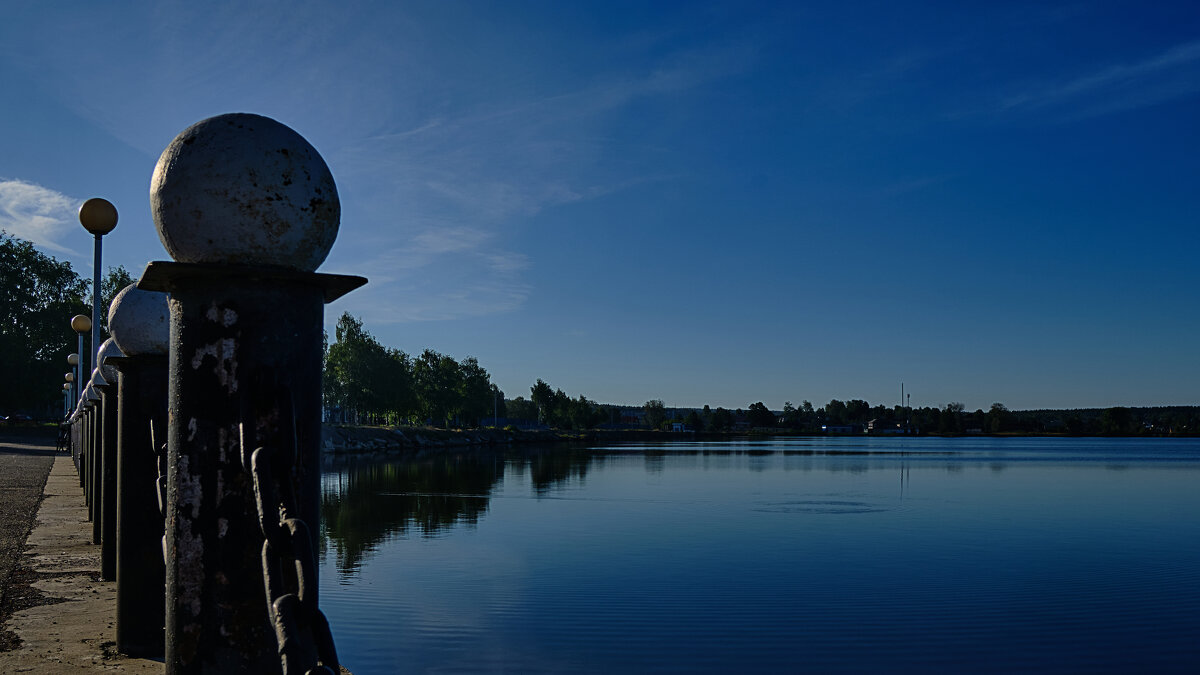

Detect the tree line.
[
  {"left": 322, "top": 313, "right": 503, "bottom": 427},
  {"left": 0, "top": 233, "right": 133, "bottom": 416},
  {"left": 5, "top": 231, "right": 1194, "bottom": 437},
  {"left": 323, "top": 309, "right": 1200, "bottom": 436}
]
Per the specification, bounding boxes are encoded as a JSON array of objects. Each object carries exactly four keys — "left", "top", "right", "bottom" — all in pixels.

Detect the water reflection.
[
  {"left": 321, "top": 446, "right": 595, "bottom": 576},
  {"left": 319, "top": 438, "right": 1200, "bottom": 674},
  {"left": 321, "top": 452, "right": 503, "bottom": 575},
  {"left": 525, "top": 446, "right": 593, "bottom": 494},
  {"left": 321, "top": 438, "right": 1200, "bottom": 579}
]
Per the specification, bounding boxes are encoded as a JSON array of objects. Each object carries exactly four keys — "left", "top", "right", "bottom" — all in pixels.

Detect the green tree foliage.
[
  {"left": 506, "top": 396, "right": 537, "bottom": 423},
  {"left": 824, "top": 399, "right": 848, "bottom": 425},
  {"left": 845, "top": 399, "right": 870, "bottom": 423},
  {"left": 323, "top": 312, "right": 507, "bottom": 429},
  {"left": 530, "top": 379, "right": 555, "bottom": 424},
  {"left": 643, "top": 399, "right": 666, "bottom": 429},
  {"left": 97, "top": 265, "right": 135, "bottom": 338},
  {"left": 523, "top": 379, "right": 601, "bottom": 429},
  {"left": 747, "top": 401, "right": 776, "bottom": 428},
  {"left": 710, "top": 407, "right": 733, "bottom": 431},
  {"left": 781, "top": 401, "right": 799, "bottom": 427},
  {"left": 486, "top": 384, "right": 506, "bottom": 425},
  {"left": 456, "top": 357, "right": 494, "bottom": 427},
  {"left": 324, "top": 313, "right": 416, "bottom": 424},
  {"left": 0, "top": 234, "right": 89, "bottom": 415},
  {"left": 986, "top": 402, "right": 1011, "bottom": 433},
  {"left": 1100, "top": 406, "right": 1134, "bottom": 435},
  {"left": 597, "top": 404, "right": 622, "bottom": 426},
  {"left": 939, "top": 402, "right": 965, "bottom": 433},
  {"left": 413, "top": 349, "right": 464, "bottom": 427},
  {"left": 567, "top": 395, "right": 601, "bottom": 429}
]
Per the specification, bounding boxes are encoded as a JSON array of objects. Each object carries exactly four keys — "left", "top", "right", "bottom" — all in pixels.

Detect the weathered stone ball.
[
  {"left": 89, "top": 367, "right": 106, "bottom": 388},
  {"left": 108, "top": 284, "right": 169, "bottom": 356},
  {"left": 96, "top": 338, "right": 124, "bottom": 382},
  {"left": 150, "top": 113, "right": 340, "bottom": 271}
]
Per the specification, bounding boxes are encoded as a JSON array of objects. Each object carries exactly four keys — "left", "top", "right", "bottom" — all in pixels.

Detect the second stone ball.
[{"left": 149, "top": 113, "right": 340, "bottom": 271}]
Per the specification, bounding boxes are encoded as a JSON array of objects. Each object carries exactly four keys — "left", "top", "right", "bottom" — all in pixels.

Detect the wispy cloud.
[
  {"left": 330, "top": 40, "right": 751, "bottom": 322},
  {"left": 336, "top": 244, "right": 531, "bottom": 323},
  {"left": 341, "top": 41, "right": 751, "bottom": 225},
  {"left": 2, "top": 2, "right": 754, "bottom": 323},
  {"left": 1000, "top": 39, "right": 1200, "bottom": 118},
  {"left": 0, "top": 179, "right": 82, "bottom": 257}
]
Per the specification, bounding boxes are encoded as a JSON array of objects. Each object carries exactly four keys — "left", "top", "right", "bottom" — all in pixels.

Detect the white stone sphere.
[
  {"left": 150, "top": 113, "right": 340, "bottom": 271},
  {"left": 97, "top": 338, "right": 125, "bottom": 382},
  {"left": 108, "top": 284, "right": 169, "bottom": 356}
]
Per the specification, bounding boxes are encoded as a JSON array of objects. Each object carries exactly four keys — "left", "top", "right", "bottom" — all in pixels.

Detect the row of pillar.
[{"left": 69, "top": 314, "right": 168, "bottom": 657}]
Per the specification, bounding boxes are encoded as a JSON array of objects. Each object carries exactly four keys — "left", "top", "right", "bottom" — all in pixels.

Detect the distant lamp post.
[
  {"left": 79, "top": 198, "right": 118, "bottom": 375},
  {"left": 70, "top": 315, "right": 92, "bottom": 404},
  {"left": 67, "top": 353, "right": 80, "bottom": 413}
]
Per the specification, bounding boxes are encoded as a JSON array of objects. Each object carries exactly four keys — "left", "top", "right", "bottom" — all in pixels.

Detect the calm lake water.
[{"left": 318, "top": 436, "right": 1200, "bottom": 674}]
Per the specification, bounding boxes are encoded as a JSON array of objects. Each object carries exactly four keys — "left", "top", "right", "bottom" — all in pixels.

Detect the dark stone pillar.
[
  {"left": 142, "top": 263, "right": 361, "bottom": 674},
  {"left": 113, "top": 354, "right": 169, "bottom": 657},
  {"left": 100, "top": 382, "right": 119, "bottom": 580}
]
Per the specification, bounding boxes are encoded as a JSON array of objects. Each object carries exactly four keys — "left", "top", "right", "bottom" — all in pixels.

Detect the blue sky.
[{"left": 2, "top": 1, "right": 1198, "bottom": 411}]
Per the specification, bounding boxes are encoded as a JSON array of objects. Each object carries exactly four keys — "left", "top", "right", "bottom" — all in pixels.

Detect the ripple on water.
[{"left": 752, "top": 499, "right": 889, "bottom": 514}]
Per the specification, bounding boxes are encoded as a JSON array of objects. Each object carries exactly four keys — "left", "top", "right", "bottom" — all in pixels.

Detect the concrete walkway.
[
  {"left": 0, "top": 449, "right": 161, "bottom": 673},
  {"left": 0, "top": 432, "right": 55, "bottom": 639}
]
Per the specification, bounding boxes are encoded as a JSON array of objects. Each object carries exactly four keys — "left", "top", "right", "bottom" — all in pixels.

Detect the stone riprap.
[{"left": 320, "top": 425, "right": 581, "bottom": 456}]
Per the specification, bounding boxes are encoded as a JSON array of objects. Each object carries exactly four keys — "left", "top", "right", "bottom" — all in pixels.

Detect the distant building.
[{"left": 867, "top": 418, "right": 905, "bottom": 434}]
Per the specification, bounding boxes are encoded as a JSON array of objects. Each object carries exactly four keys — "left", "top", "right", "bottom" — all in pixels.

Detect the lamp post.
[
  {"left": 79, "top": 198, "right": 118, "bottom": 375},
  {"left": 64, "top": 372, "right": 75, "bottom": 416},
  {"left": 67, "top": 353, "right": 79, "bottom": 399},
  {"left": 71, "top": 315, "right": 91, "bottom": 401}
]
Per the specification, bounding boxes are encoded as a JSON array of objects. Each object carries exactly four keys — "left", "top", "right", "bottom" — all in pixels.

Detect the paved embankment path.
[
  {"left": 0, "top": 433, "right": 160, "bottom": 673},
  {"left": 0, "top": 431, "right": 56, "bottom": 651}
]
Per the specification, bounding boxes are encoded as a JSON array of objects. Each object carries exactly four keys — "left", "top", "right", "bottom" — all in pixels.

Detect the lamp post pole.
[
  {"left": 64, "top": 373, "right": 75, "bottom": 416},
  {"left": 79, "top": 198, "right": 118, "bottom": 372},
  {"left": 68, "top": 353, "right": 79, "bottom": 401}
]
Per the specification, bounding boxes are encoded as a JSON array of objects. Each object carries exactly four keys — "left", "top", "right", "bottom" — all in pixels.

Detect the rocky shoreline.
[
  {"left": 320, "top": 424, "right": 590, "bottom": 455},
  {"left": 318, "top": 425, "right": 729, "bottom": 456}
]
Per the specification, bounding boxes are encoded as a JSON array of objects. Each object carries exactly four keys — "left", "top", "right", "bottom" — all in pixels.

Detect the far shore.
[{"left": 318, "top": 423, "right": 1199, "bottom": 457}]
